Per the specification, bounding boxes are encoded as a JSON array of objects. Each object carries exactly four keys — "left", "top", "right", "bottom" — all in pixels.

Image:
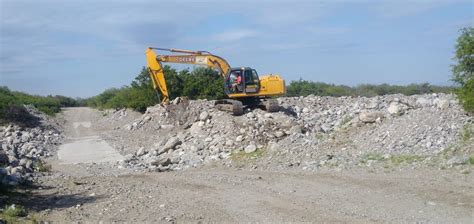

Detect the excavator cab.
[{"left": 226, "top": 67, "right": 260, "bottom": 94}]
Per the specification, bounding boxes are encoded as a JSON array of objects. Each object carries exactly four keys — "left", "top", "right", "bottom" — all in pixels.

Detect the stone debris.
[
  {"left": 244, "top": 144, "right": 257, "bottom": 154},
  {"left": 0, "top": 105, "right": 63, "bottom": 186},
  {"left": 104, "top": 93, "right": 472, "bottom": 172}
]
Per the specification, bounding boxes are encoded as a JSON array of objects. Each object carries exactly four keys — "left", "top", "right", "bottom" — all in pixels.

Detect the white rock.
[
  {"left": 436, "top": 99, "right": 450, "bottom": 110},
  {"left": 235, "top": 135, "right": 243, "bottom": 142},
  {"left": 274, "top": 131, "right": 285, "bottom": 138},
  {"left": 246, "top": 112, "right": 255, "bottom": 119},
  {"left": 161, "top": 124, "right": 174, "bottom": 129},
  {"left": 359, "top": 111, "right": 384, "bottom": 123},
  {"left": 197, "top": 121, "right": 205, "bottom": 127},
  {"left": 387, "top": 102, "right": 406, "bottom": 115},
  {"left": 199, "top": 111, "right": 209, "bottom": 121},
  {"left": 289, "top": 125, "right": 302, "bottom": 134},
  {"left": 244, "top": 145, "right": 257, "bottom": 153},
  {"left": 162, "top": 137, "right": 182, "bottom": 151},
  {"left": 136, "top": 147, "right": 146, "bottom": 156}
]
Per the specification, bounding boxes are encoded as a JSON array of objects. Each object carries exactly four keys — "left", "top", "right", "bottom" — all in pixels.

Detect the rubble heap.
[
  {"left": 107, "top": 93, "right": 471, "bottom": 171},
  {"left": 0, "top": 105, "right": 62, "bottom": 186}
]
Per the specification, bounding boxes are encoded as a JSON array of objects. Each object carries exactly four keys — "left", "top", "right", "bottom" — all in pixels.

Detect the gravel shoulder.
[{"left": 28, "top": 106, "right": 474, "bottom": 223}]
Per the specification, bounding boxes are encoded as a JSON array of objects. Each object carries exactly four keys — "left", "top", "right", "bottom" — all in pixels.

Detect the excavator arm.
[{"left": 145, "top": 47, "right": 231, "bottom": 104}]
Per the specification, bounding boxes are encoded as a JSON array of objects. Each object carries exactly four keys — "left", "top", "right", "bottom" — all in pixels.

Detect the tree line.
[
  {"left": 286, "top": 80, "right": 454, "bottom": 97},
  {"left": 0, "top": 87, "right": 78, "bottom": 124}
]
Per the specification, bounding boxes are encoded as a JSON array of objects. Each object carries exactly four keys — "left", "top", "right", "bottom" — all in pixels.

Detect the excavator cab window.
[
  {"left": 243, "top": 68, "right": 259, "bottom": 93},
  {"left": 228, "top": 70, "right": 243, "bottom": 93}
]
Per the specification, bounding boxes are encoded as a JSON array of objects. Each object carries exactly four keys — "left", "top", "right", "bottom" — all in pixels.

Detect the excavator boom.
[
  {"left": 145, "top": 48, "right": 170, "bottom": 103},
  {"left": 145, "top": 47, "right": 231, "bottom": 103}
]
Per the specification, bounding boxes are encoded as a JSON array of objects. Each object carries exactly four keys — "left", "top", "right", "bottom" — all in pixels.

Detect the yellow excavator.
[{"left": 145, "top": 47, "right": 285, "bottom": 115}]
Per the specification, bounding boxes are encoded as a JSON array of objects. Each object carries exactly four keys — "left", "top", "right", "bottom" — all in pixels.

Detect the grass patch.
[
  {"left": 359, "top": 153, "right": 384, "bottom": 164},
  {"left": 33, "top": 160, "right": 52, "bottom": 172},
  {"left": 1, "top": 204, "right": 28, "bottom": 223},
  {"left": 360, "top": 153, "right": 424, "bottom": 165},
  {"left": 0, "top": 204, "right": 41, "bottom": 224},
  {"left": 2, "top": 204, "right": 27, "bottom": 217},
  {"left": 460, "top": 124, "right": 473, "bottom": 143},
  {"left": 314, "top": 133, "right": 325, "bottom": 140},
  {"left": 389, "top": 154, "right": 424, "bottom": 165},
  {"left": 469, "top": 155, "right": 474, "bottom": 165},
  {"left": 364, "top": 153, "right": 385, "bottom": 161}
]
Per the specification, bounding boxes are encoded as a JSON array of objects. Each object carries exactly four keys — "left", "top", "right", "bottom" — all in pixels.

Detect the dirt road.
[
  {"left": 35, "top": 107, "right": 473, "bottom": 223},
  {"left": 56, "top": 108, "right": 124, "bottom": 165}
]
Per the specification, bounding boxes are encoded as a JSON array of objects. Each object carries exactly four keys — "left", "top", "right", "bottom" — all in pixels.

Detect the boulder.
[
  {"left": 359, "top": 111, "right": 384, "bottom": 123},
  {"left": 274, "top": 131, "right": 285, "bottom": 138},
  {"left": 436, "top": 99, "right": 450, "bottom": 110},
  {"left": 136, "top": 147, "right": 146, "bottom": 156},
  {"left": 164, "top": 137, "right": 181, "bottom": 150},
  {"left": 199, "top": 111, "right": 209, "bottom": 121},
  {"left": 225, "top": 140, "right": 233, "bottom": 146},
  {"left": 235, "top": 135, "right": 243, "bottom": 142},
  {"left": 289, "top": 125, "right": 302, "bottom": 134},
  {"left": 150, "top": 157, "right": 172, "bottom": 167},
  {"left": 387, "top": 102, "right": 406, "bottom": 115},
  {"left": 246, "top": 112, "right": 255, "bottom": 119},
  {"left": 447, "top": 156, "right": 468, "bottom": 166},
  {"left": 244, "top": 144, "right": 257, "bottom": 153},
  {"left": 158, "top": 137, "right": 182, "bottom": 155}
]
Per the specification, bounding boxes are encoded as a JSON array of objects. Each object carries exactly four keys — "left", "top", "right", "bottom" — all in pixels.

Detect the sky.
[{"left": 0, "top": 0, "right": 472, "bottom": 98}]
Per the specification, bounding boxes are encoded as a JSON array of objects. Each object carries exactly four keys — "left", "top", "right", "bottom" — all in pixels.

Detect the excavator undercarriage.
[{"left": 214, "top": 98, "right": 279, "bottom": 116}]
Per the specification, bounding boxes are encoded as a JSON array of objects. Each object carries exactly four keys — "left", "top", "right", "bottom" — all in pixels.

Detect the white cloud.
[
  {"left": 370, "top": 0, "right": 471, "bottom": 18},
  {"left": 212, "top": 29, "right": 259, "bottom": 42}
]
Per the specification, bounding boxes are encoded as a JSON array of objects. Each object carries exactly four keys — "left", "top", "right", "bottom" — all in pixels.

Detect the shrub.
[
  {"left": 2, "top": 204, "right": 27, "bottom": 217},
  {"left": 0, "top": 86, "right": 78, "bottom": 124},
  {"left": 456, "top": 78, "right": 474, "bottom": 114}
]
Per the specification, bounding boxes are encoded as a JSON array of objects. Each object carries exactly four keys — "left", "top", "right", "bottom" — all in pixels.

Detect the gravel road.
[
  {"left": 56, "top": 108, "right": 124, "bottom": 165},
  {"left": 34, "top": 107, "right": 473, "bottom": 223}
]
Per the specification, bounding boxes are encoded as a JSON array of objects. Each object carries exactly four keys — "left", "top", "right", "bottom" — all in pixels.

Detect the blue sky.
[{"left": 1, "top": 0, "right": 472, "bottom": 97}]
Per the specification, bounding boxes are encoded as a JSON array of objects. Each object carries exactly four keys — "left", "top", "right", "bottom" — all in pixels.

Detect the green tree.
[
  {"left": 452, "top": 28, "right": 474, "bottom": 85},
  {"left": 452, "top": 27, "right": 474, "bottom": 113}
]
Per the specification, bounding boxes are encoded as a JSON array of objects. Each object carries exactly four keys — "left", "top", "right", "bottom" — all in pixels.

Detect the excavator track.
[
  {"left": 215, "top": 99, "right": 244, "bottom": 116},
  {"left": 215, "top": 98, "right": 279, "bottom": 116}
]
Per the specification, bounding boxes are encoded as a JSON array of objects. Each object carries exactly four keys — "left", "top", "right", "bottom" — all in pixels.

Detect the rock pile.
[
  {"left": 0, "top": 105, "right": 62, "bottom": 186},
  {"left": 107, "top": 93, "right": 471, "bottom": 171}
]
